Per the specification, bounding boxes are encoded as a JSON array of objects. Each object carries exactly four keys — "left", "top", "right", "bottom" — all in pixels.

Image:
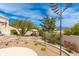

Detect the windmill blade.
[
  {"left": 51, "top": 3, "right": 61, "bottom": 16},
  {"left": 51, "top": 3, "right": 72, "bottom": 16}
]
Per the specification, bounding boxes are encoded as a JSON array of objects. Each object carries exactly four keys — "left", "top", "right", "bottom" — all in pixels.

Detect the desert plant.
[
  {"left": 38, "top": 29, "right": 43, "bottom": 36},
  {"left": 40, "top": 16, "right": 56, "bottom": 32},
  {"left": 42, "top": 32, "right": 60, "bottom": 44},
  {"left": 40, "top": 16, "right": 60, "bottom": 44},
  {"left": 64, "top": 23, "right": 79, "bottom": 35},
  {"left": 64, "top": 28, "right": 72, "bottom": 35},
  {"left": 11, "top": 30, "right": 18, "bottom": 35},
  {"left": 41, "top": 46, "right": 46, "bottom": 51},
  {"left": 10, "top": 20, "right": 35, "bottom": 36}
]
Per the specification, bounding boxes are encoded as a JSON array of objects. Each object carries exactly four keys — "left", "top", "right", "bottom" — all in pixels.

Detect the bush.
[
  {"left": 38, "top": 29, "right": 43, "bottom": 36},
  {"left": 64, "top": 23, "right": 79, "bottom": 35},
  {"left": 42, "top": 31, "right": 60, "bottom": 44},
  {"left": 11, "top": 30, "right": 18, "bottom": 35},
  {"left": 64, "top": 28, "right": 72, "bottom": 35},
  {"left": 41, "top": 47, "right": 46, "bottom": 51}
]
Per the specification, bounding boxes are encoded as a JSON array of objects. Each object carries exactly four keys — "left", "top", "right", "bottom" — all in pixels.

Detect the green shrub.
[
  {"left": 41, "top": 32, "right": 60, "bottom": 44},
  {"left": 64, "top": 28, "right": 72, "bottom": 35},
  {"left": 11, "top": 30, "right": 18, "bottom": 35},
  {"left": 64, "top": 23, "right": 79, "bottom": 35}
]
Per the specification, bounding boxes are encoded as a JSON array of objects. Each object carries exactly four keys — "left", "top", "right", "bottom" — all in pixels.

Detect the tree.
[
  {"left": 11, "top": 30, "right": 18, "bottom": 35},
  {"left": 40, "top": 16, "right": 60, "bottom": 44},
  {"left": 26, "top": 20, "right": 35, "bottom": 31},
  {"left": 71, "top": 23, "right": 79, "bottom": 35},
  {"left": 64, "top": 23, "right": 79, "bottom": 35},
  {"left": 10, "top": 20, "right": 34, "bottom": 36},
  {"left": 40, "top": 16, "right": 56, "bottom": 32},
  {"left": 64, "top": 28, "right": 72, "bottom": 35}
]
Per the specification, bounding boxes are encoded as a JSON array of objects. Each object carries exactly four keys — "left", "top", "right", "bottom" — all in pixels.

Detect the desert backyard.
[
  {"left": 0, "top": 3, "right": 79, "bottom": 56},
  {"left": 0, "top": 35, "right": 71, "bottom": 56}
]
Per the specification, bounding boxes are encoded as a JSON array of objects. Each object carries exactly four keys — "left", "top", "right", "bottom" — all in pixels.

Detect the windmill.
[{"left": 51, "top": 3, "right": 72, "bottom": 55}]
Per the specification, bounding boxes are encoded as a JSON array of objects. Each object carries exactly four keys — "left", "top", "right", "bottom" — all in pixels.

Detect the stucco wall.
[
  {"left": 62, "top": 35, "right": 79, "bottom": 50},
  {"left": 0, "top": 17, "right": 10, "bottom": 36}
]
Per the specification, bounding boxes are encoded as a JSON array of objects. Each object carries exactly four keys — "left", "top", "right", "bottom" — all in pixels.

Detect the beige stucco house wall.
[{"left": 0, "top": 16, "right": 10, "bottom": 35}]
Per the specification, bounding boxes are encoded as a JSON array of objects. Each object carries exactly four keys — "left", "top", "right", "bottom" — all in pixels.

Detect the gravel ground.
[{"left": 0, "top": 36, "right": 70, "bottom": 56}]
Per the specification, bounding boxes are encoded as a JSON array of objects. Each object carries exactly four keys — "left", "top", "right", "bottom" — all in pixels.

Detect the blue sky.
[{"left": 0, "top": 3, "right": 79, "bottom": 28}]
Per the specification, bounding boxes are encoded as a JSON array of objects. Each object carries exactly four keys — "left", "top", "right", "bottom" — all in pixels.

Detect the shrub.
[
  {"left": 41, "top": 47, "right": 46, "bottom": 51},
  {"left": 11, "top": 30, "right": 18, "bottom": 35},
  {"left": 64, "top": 28, "right": 72, "bottom": 35},
  {"left": 38, "top": 29, "right": 43, "bottom": 36},
  {"left": 64, "top": 23, "right": 79, "bottom": 35},
  {"left": 41, "top": 31, "right": 60, "bottom": 44}
]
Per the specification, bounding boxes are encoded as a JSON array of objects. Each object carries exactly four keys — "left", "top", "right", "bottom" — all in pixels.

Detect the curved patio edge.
[
  {"left": 0, "top": 47, "right": 38, "bottom": 56},
  {"left": 36, "top": 40, "right": 73, "bottom": 56}
]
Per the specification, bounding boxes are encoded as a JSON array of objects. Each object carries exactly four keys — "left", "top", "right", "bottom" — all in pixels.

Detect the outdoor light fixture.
[{"left": 51, "top": 3, "right": 72, "bottom": 55}]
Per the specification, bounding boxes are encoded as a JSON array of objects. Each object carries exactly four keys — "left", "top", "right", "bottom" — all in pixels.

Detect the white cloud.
[
  {"left": 47, "top": 8, "right": 57, "bottom": 17},
  {"left": 56, "top": 7, "right": 79, "bottom": 27},
  {"left": 0, "top": 13, "right": 6, "bottom": 17},
  {"left": 0, "top": 4, "right": 18, "bottom": 13},
  {"left": 62, "top": 12, "right": 79, "bottom": 27}
]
